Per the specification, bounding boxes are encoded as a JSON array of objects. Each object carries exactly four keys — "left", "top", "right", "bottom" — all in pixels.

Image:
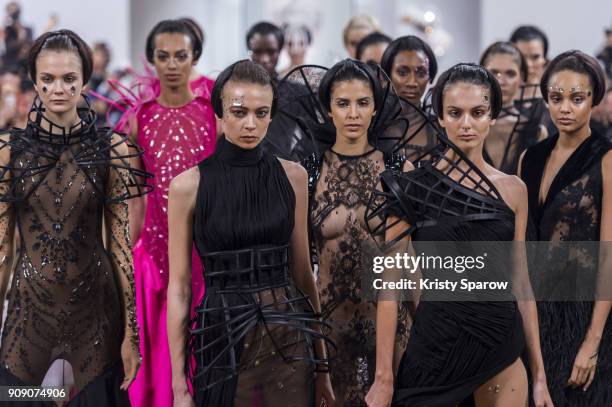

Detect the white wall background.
[
  {"left": 480, "top": 0, "right": 610, "bottom": 60},
  {"left": 5, "top": 0, "right": 611, "bottom": 78}
]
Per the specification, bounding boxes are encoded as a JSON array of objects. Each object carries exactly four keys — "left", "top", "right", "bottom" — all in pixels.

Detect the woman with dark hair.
[
  {"left": 380, "top": 35, "right": 440, "bottom": 161},
  {"left": 480, "top": 41, "right": 547, "bottom": 174},
  {"left": 246, "top": 21, "right": 285, "bottom": 80},
  {"left": 510, "top": 25, "right": 549, "bottom": 99},
  {"left": 0, "top": 29, "right": 151, "bottom": 405},
  {"left": 167, "top": 59, "right": 334, "bottom": 407},
  {"left": 178, "top": 17, "right": 214, "bottom": 97},
  {"left": 365, "top": 63, "right": 553, "bottom": 407},
  {"left": 126, "top": 18, "right": 217, "bottom": 407},
  {"left": 300, "top": 59, "right": 411, "bottom": 404},
  {"left": 356, "top": 32, "right": 392, "bottom": 65},
  {"left": 519, "top": 50, "right": 612, "bottom": 406}
]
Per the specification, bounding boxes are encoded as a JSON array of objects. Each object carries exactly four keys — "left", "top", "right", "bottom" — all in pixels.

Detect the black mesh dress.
[
  {"left": 189, "top": 137, "right": 332, "bottom": 407},
  {"left": 303, "top": 147, "right": 410, "bottom": 405},
  {"left": 484, "top": 98, "right": 545, "bottom": 175},
  {"left": 520, "top": 130, "right": 612, "bottom": 406},
  {"left": 0, "top": 99, "right": 151, "bottom": 406},
  {"left": 386, "top": 92, "right": 441, "bottom": 163},
  {"left": 366, "top": 137, "right": 527, "bottom": 406}
]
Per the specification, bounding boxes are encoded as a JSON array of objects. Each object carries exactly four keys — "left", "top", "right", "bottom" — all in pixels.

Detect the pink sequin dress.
[{"left": 128, "top": 77, "right": 216, "bottom": 407}]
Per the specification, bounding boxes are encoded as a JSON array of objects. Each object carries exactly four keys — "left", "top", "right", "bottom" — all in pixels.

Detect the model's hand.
[
  {"left": 365, "top": 376, "right": 393, "bottom": 407},
  {"left": 173, "top": 388, "right": 195, "bottom": 407},
  {"left": 315, "top": 372, "right": 335, "bottom": 407},
  {"left": 120, "top": 336, "right": 141, "bottom": 390},
  {"left": 568, "top": 335, "right": 599, "bottom": 391},
  {"left": 532, "top": 377, "right": 554, "bottom": 407}
]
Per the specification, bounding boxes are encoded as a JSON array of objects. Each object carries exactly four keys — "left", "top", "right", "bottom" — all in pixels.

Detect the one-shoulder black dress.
[{"left": 368, "top": 144, "right": 526, "bottom": 406}]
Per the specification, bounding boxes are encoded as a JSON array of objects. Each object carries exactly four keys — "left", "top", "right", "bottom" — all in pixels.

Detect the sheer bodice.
[
  {"left": 484, "top": 105, "right": 543, "bottom": 175},
  {"left": 0, "top": 107, "right": 150, "bottom": 398},
  {"left": 305, "top": 148, "right": 410, "bottom": 405},
  {"left": 520, "top": 130, "right": 612, "bottom": 406}
]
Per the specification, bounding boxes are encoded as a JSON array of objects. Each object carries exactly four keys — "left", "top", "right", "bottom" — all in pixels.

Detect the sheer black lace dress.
[
  {"left": 303, "top": 147, "right": 410, "bottom": 405},
  {"left": 189, "top": 137, "right": 333, "bottom": 407},
  {"left": 274, "top": 64, "right": 412, "bottom": 405},
  {"left": 520, "top": 129, "right": 612, "bottom": 406},
  {"left": 0, "top": 99, "right": 151, "bottom": 406}
]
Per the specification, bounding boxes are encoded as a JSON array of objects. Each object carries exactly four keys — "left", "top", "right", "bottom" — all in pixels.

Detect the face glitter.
[{"left": 548, "top": 83, "right": 592, "bottom": 96}]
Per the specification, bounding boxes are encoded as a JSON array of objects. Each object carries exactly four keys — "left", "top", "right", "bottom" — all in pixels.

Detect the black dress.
[
  {"left": 189, "top": 137, "right": 332, "bottom": 407},
  {"left": 0, "top": 101, "right": 151, "bottom": 406},
  {"left": 367, "top": 142, "right": 526, "bottom": 406},
  {"left": 520, "top": 130, "right": 612, "bottom": 406},
  {"left": 388, "top": 98, "right": 440, "bottom": 163},
  {"left": 483, "top": 102, "right": 543, "bottom": 175}
]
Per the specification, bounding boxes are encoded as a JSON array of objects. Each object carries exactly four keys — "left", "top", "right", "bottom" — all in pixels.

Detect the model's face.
[
  {"left": 515, "top": 39, "right": 546, "bottom": 84},
  {"left": 92, "top": 49, "right": 109, "bottom": 73},
  {"left": 34, "top": 50, "right": 84, "bottom": 116},
  {"left": 546, "top": 70, "right": 592, "bottom": 134},
  {"left": 249, "top": 33, "right": 280, "bottom": 76},
  {"left": 286, "top": 32, "right": 308, "bottom": 59},
  {"left": 345, "top": 28, "right": 370, "bottom": 59},
  {"left": 328, "top": 79, "right": 376, "bottom": 143},
  {"left": 484, "top": 53, "right": 521, "bottom": 106},
  {"left": 153, "top": 33, "right": 195, "bottom": 89},
  {"left": 438, "top": 82, "right": 495, "bottom": 152},
  {"left": 359, "top": 42, "right": 389, "bottom": 65},
  {"left": 390, "top": 50, "right": 430, "bottom": 106},
  {"left": 220, "top": 81, "right": 273, "bottom": 149}
]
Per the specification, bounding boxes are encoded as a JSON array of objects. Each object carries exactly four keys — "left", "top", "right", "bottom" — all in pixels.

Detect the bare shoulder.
[
  {"left": 488, "top": 169, "right": 527, "bottom": 211},
  {"left": 169, "top": 166, "right": 200, "bottom": 204},
  {"left": 402, "top": 159, "right": 415, "bottom": 172},
  {"left": 277, "top": 158, "right": 307, "bottom": 188},
  {"left": 109, "top": 131, "right": 131, "bottom": 155}
]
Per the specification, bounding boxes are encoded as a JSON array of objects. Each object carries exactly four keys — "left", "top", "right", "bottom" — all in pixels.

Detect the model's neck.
[
  {"left": 332, "top": 133, "right": 371, "bottom": 155},
  {"left": 558, "top": 123, "right": 591, "bottom": 150},
  {"left": 157, "top": 85, "right": 194, "bottom": 107},
  {"left": 42, "top": 108, "right": 80, "bottom": 133}
]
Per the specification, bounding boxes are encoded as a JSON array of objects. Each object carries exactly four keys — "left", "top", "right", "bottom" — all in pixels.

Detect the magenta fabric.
[{"left": 128, "top": 77, "right": 216, "bottom": 407}]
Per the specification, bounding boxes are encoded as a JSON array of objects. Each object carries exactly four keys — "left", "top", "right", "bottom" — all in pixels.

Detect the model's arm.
[
  {"left": 167, "top": 167, "right": 199, "bottom": 405},
  {"left": 568, "top": 151, "right": 612, "bottom": 391},
  {"left": 126, "top": 116, "right": 146, "bottom": 244},
  {"left": 104, "top": 133, "right": 142, "bottom": 390},
  {"left": 281, "top": 159, "right": 335, "bottom": 407},
  {"left": 0, "top": 133, "right": 15, "bottom": 321},
  {"left": 537, "top": 125, "right": 548, "bottom": 142},
  {"left": 504, "top": 176, "right": 552, "bottom": 406}
]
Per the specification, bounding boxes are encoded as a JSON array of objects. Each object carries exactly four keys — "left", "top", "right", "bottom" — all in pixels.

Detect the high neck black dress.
[
  {"left": 190, "top": 137, "right": 332, "bottom": 407},
  {"left": 520, "top": 130, "right": 612, "bottom": 406}
]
